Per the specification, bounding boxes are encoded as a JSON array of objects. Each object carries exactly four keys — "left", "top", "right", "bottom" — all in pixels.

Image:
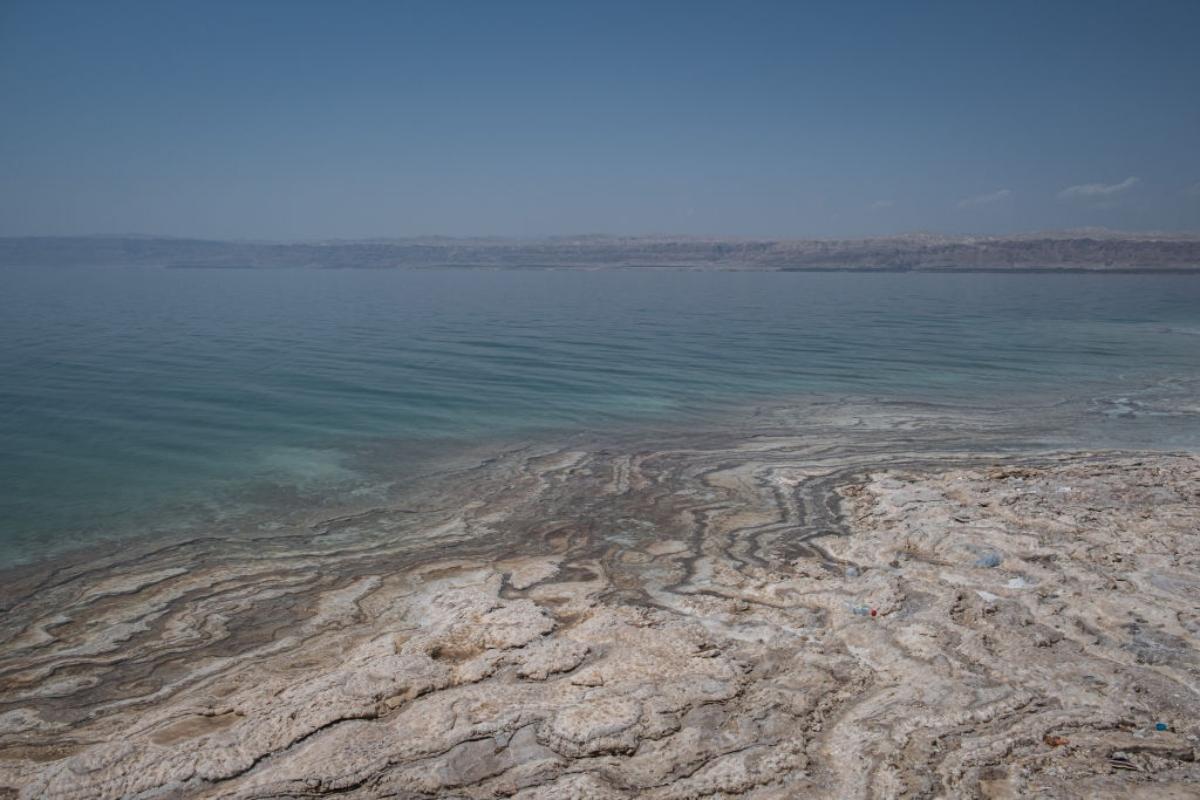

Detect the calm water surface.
[{"left": 2, "top": 268, "right": 1199, "bottom": 565}]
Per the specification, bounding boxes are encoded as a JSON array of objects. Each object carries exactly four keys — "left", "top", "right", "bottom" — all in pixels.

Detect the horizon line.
[{"left": 5, "top": 226, "right": 1200, "bottom": 244}]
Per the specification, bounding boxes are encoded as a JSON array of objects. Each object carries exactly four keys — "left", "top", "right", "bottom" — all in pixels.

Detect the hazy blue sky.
[{"left": 2, "top": 0, "right": 1198, "bottom": 239}]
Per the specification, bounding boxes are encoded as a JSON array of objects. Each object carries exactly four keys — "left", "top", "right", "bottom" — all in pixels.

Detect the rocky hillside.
[{"left": 3, "top": 231, "right": 1200, "bottom": 271}]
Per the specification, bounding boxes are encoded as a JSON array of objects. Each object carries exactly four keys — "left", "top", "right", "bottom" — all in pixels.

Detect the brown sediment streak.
[{"left": 0, "top": 402, "right": 1198, "bottom": 798}]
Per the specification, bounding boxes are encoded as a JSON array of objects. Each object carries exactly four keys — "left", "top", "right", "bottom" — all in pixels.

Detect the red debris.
[{"left": 870, "top": 608, "right": 878, "bottom": 617}]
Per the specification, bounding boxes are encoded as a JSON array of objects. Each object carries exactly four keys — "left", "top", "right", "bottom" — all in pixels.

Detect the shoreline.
[
  {"left": 1, "top": 402, "right": 1198, "bottom": 797},
  {"left": 4, "top": 375, "right": 1199, "bottom": 578}
]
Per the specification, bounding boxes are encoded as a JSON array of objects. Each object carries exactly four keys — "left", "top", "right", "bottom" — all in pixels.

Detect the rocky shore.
[{"left": 1, "top": 404, "right": 1197, "bottom": 799}]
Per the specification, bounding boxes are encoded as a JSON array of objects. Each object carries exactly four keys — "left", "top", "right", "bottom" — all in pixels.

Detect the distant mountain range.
[{"left": 3, "top": 231, "right": 1200, "bottom": 271}]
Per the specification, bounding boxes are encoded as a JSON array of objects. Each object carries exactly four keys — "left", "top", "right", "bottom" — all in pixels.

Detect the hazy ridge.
[{"left": 3, "top": 231, "right": 1200, "bottom": 271}]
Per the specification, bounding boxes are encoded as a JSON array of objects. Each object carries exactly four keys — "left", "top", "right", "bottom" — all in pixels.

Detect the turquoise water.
[{"left": 2, "top": 268, "right": 1199, "bottom": 565}]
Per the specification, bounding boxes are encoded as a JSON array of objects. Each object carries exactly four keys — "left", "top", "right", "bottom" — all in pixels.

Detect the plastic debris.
[
  {"left": 1156, "top": 722, "right": 1169, "bottom": 732},
  {"left": 1006, "top": 576, "right": 1029, "bottom": 589},
  {"left": 976, "top": 590, "right": 1000, "bottom": 603},
  {"left": 975, "top": 552, "right": 1003, "bottom": 568},
  {"left": 869, "top": 608, "right": 878, "bottom": 617},
  {"left": 845, "top": 566, "right": 860, "bottom": 577},
  {"left": 850, "top": 604, "right": 871, "bottom": 616}
]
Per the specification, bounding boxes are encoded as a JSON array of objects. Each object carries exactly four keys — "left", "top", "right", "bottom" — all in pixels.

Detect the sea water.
[{"left": 1, "top": 268, "right": 1198, "bottom": 565}]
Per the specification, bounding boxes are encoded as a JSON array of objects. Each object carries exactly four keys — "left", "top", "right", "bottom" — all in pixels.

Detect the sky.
[{"left": 1, "top": 0, "right": 1199, "bottom": 240}]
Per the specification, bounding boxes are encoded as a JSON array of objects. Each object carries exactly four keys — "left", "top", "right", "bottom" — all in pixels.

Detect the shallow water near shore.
[{"left": 1, "top": 268, "right": 1199, "bottom": 566}]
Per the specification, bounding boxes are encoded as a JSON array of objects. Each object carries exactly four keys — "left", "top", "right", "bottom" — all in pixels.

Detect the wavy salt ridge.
[{"left": 0, "top": 403, "right": 1197, "bottom": 798}]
